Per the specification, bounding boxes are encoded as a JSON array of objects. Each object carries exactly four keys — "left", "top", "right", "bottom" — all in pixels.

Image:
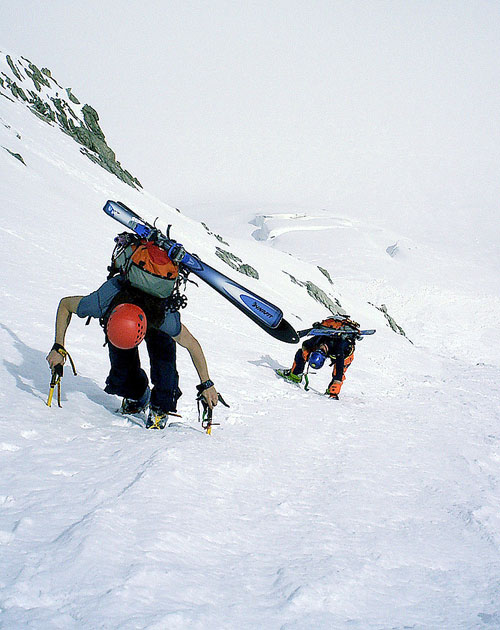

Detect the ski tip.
[{"left": 270, "top": 319, "right": 299, "bottom": 344}]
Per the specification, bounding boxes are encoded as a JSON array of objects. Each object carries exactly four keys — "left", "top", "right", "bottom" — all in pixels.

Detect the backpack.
[
  {"left": 108, "top": 232, "right": 179, "bottom": 299},
  {"left": 314, "top": 314, "right": 360, "bottom": 332}
]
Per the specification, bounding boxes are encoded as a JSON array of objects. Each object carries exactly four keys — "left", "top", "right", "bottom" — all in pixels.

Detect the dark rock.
[
  {"left": 9, "top": 82, "right": 28, "bottom": 101},
  {"left": 6, "top": 55, "right": 22, "bottom": 81},
  {"left": 82, "top": 104, "right": 105, "bottom": 139},
  {"left": 201, "top": 222, "right": 230, "bottom": 246},
  {"left": 370, "top": 302, "right": 413, "bottom": 343},
  {"left": 65, "top": 88, "right": 80, "bottom": 104},
  {"left": 215, "top": 247, "right": 259, "bottom": 279},
  {"left": 3, "top": 147, "right": 26, "bottom": 165},
  {"left": 283, "top": 271, "right": 346, "bottom": 315},
  {"left": 25, "top": 62, "right": 51, "bottom": 91},
  {"left": 317, "top": 266, "right": 333, "bottom": 284}
]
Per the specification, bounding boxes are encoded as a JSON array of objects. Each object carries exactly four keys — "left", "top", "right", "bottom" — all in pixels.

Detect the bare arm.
[
  {"left": 173, "top": 324, "right": 218, "bottom": 408},
  {"left": 46, "top": 296, "right": 83, "bottom": 369}
]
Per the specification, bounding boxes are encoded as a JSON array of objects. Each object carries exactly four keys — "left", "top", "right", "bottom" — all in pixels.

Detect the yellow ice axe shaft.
[
  {"left": 46, "top": 344, "right": 77, "bottom": 408},
  {"left": 46, "top": 364, "right": 63, "bottom": 407}
]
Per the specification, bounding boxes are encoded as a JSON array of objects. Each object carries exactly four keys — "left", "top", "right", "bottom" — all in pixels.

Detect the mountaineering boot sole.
[{"left": 275, "top": 368, "right": 302, "bottom": 384}]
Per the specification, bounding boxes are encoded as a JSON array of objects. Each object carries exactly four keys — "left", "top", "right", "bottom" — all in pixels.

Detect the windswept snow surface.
[{"left": 1, "top": 77, "right": 500, "bottom": 630}]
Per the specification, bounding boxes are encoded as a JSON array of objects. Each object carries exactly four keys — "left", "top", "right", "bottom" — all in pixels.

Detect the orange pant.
[{"left": 326, "top": 353, "right": 354, "bottom": 396}]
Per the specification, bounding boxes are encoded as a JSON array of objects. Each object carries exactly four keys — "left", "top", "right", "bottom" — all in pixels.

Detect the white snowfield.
[{"left": 1, "top": 58, "right": 500, "bottom": 630}]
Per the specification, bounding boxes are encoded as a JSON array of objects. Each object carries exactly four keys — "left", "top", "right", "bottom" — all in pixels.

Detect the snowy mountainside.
[
  {"left": 1, "top": 51, "right": 500, "bottom": 630},
  {"left": 247, "top": 210, "right": 500, "bottom": 366},
  {"left": 0, "top": 51, "right": 141, "bottom": 188},
  {"left": 0, "top": 67, "right": 372, "bottom": 339}
]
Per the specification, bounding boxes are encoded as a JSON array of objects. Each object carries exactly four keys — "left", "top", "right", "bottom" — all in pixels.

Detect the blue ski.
[
  {"left": 302, "top": 328, "right": 376, "bottom": 338},
  {"left": 103, "top": 200, "right": 299, "bottom": 343}
]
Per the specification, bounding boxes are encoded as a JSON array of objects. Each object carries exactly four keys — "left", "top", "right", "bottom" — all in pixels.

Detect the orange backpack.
[
  {"left": 109, "top": 233, "right": 179, "bottom": 298},
  {"left": 316, "top": 315, "right": 360, "bottom": 331}
]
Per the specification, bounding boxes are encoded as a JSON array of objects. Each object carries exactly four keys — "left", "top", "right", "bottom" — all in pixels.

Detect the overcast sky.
[{"left": 1, "top": 1, "right": 499, "bottom": 233}]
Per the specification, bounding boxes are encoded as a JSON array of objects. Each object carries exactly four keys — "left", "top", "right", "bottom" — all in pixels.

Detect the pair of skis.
[
  {"left": 103, "top": 200, "right": 299, "bottom": 343},
  {"left": 298, "top": 327, "right": 376, "bottom": 339}
]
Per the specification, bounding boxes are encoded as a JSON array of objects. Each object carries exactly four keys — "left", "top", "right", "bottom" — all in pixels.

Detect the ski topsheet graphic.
[{"left": 103, "top": 200, "right": 299, "bottom": 343}]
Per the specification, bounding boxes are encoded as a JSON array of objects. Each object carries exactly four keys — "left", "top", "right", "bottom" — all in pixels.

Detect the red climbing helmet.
[{"left": 106, "top": 303, "right": 147, "bottom": 349}]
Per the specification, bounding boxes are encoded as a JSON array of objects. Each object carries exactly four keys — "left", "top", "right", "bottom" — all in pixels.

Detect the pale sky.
[{"left": 1, "top": 0, "right": 500, "bottom": 234}]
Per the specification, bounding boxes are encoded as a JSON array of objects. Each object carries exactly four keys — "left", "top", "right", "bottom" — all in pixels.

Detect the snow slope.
[{"left": 1, "top": 54, "right": 500, "bottom": 630}]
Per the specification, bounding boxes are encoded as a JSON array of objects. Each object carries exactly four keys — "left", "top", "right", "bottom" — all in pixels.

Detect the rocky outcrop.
[
  {"left": 201, "top": 222, "right": 229, "bottom": 246},
  {"left": 370, "top": 303, "right": 413, "bottom": 343},
  {"left": 0, "top": 53, "right": 142, "bottom": 189},
  {"left": 317, "top": 266, "right": 333, "bottom": 284},
  {"left": 283, "top": 271, "right": 346, "bottom": 315},
  {"left": 215, "top": 247, "right": 259, "bottom": 279},
  {"left": 3, "top": 147, "right": 26, "bottom": 165}
]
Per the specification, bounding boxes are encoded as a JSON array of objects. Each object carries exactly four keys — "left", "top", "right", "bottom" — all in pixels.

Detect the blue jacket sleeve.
[{"left": 76, "top": 278, "right": 122, "bottom": 319}]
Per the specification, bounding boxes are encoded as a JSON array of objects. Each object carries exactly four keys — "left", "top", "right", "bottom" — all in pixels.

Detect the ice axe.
[
  {"left": 46, "top": 344, "right": 77, "bottom": 407},
  {"left": 197, "top": 393, "right": 230, "bottom": 435}
]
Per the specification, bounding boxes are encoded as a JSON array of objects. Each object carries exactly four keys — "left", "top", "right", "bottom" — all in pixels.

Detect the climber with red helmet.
[{"left": 46, "top": 277, "right": 218, "bottom": 429}]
